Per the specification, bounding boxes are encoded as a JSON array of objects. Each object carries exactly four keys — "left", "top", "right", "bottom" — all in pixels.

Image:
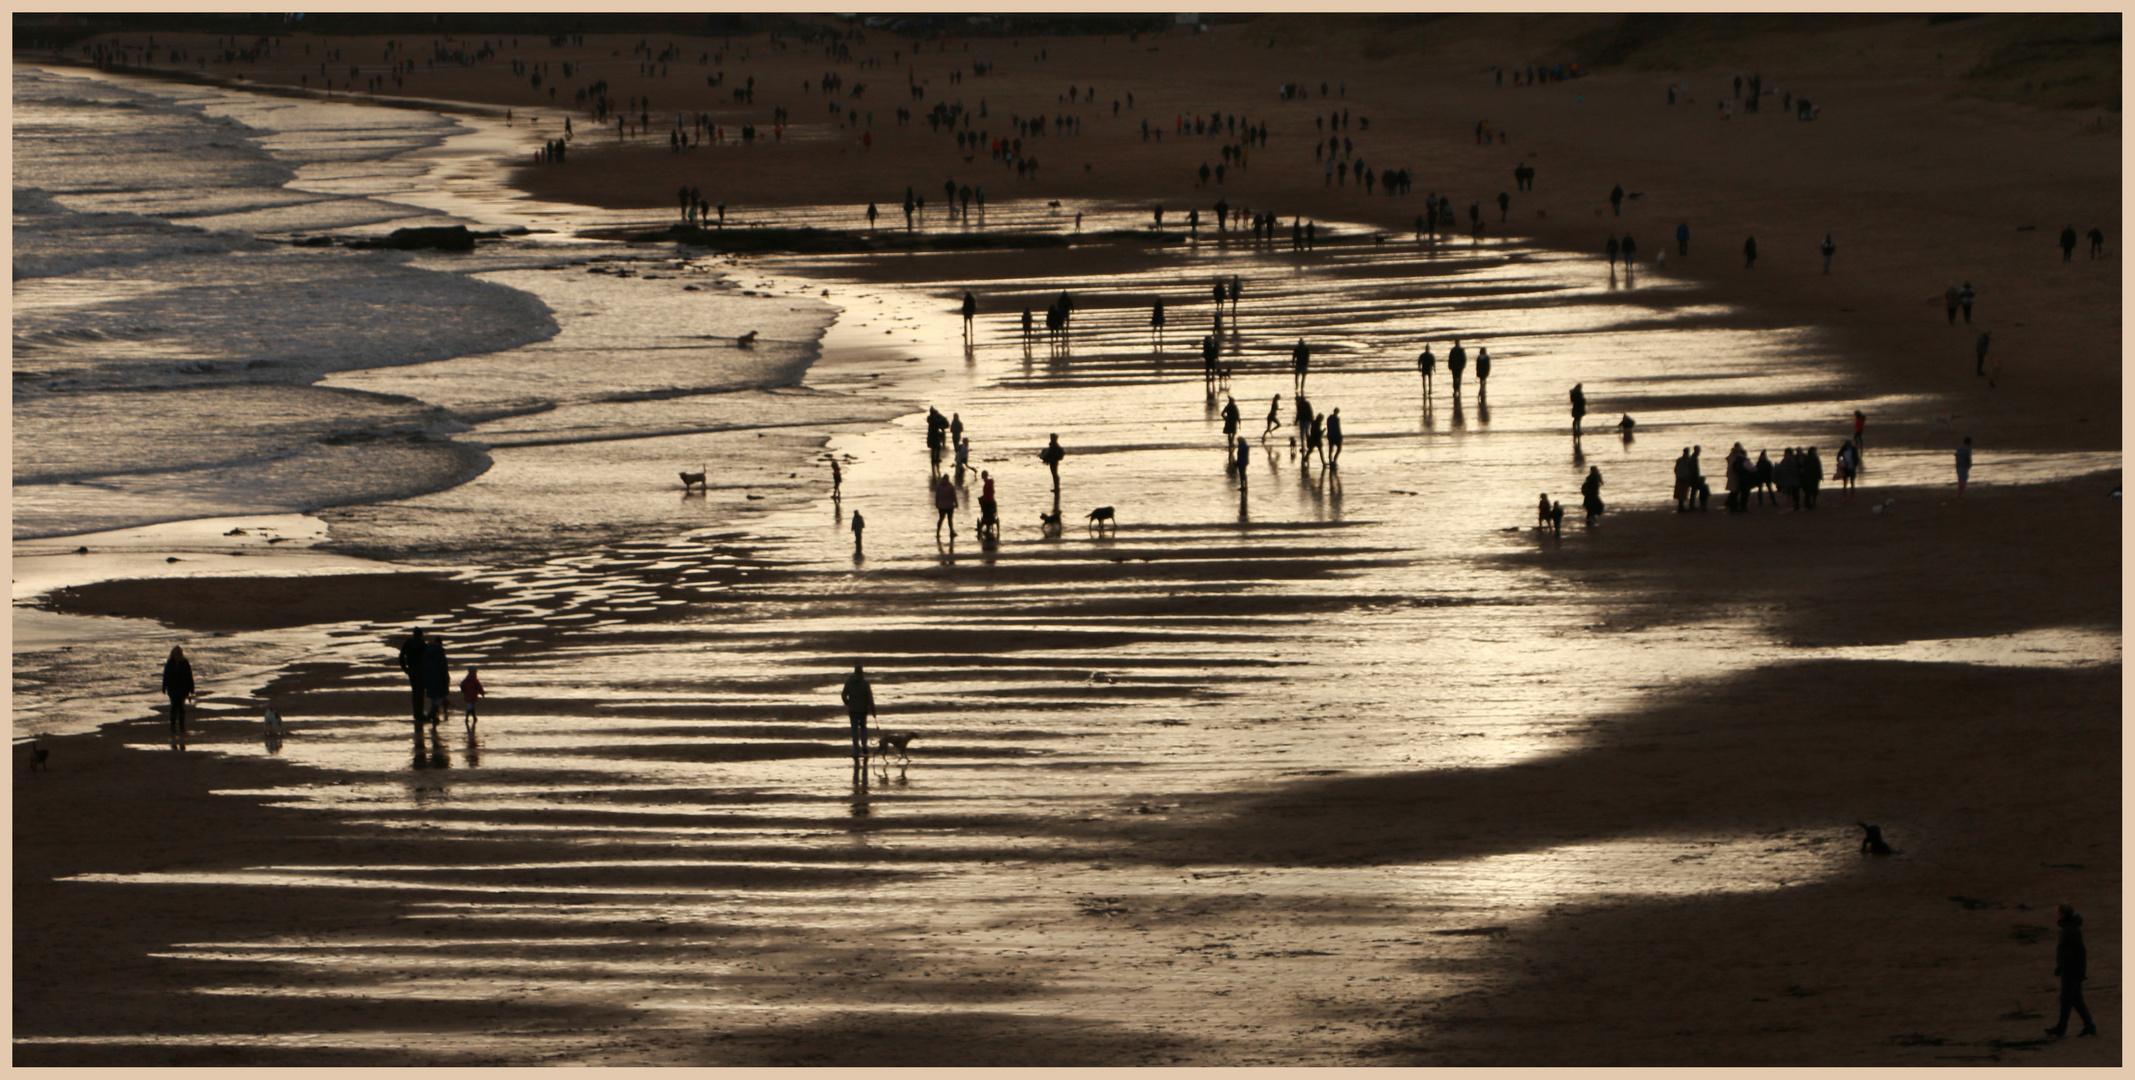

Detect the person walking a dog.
[
  {"left": 2045, "top": 904, "right": 2098, "bottom": 1037},
  {"left": 841, "top": 665, "right": 877, "bottom": 766},
  {"left": 162, "top": 644, "right": 195, "bottom": 744}
]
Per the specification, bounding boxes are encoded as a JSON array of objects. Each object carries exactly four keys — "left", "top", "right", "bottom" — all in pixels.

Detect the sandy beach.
[{"left": 13, "top": 14, "right": 2120, "bottom": 1066}]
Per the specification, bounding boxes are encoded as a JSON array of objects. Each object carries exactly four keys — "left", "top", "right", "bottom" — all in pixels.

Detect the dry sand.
[{"left": 14, "top": 15, "right": 2119, "bottom": 1066}]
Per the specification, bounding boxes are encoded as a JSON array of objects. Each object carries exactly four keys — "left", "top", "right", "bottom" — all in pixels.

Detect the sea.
[{"left": 12, "top": 61, "right": 2124, "bottom": 1062}]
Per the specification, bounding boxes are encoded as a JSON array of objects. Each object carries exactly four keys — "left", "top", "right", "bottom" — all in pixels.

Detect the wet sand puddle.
[{"left": 31, "top": 214, "right": 2119, "bottom": 1064}]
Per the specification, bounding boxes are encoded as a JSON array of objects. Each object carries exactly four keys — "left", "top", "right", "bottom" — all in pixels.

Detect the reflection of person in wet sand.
[{"left": 841, "top": 665, "right": 876, "bottom": 766}]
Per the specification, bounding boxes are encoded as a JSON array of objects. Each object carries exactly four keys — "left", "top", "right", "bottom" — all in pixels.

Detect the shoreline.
[{"left": 15, "top": 20, "right": 2119, "bottom": 1067}]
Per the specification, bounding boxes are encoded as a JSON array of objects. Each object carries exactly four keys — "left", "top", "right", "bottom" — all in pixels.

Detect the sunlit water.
[{"left": 14, "top": 68, "right": 2119, "bottom": 1064}]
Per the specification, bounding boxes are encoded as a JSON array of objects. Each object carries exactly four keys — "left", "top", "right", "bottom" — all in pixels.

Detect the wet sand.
[{"left": 16, "top": 17, "right": 2121, "bottom": 1067}]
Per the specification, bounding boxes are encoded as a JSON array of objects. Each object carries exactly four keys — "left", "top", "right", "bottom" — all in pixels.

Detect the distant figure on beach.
[
  {"left": 1264, "top": 393, "right": 1283, "bottom": 437},
  {"left": 2059, "top": 225, "right": 2078, "bottom": 262},
  {"left": 1609, "top": 183, "right": 1624, "bottom": 216},
  {"left": 850, "top": 510, "right": 865, "bottom": 555},
  {"left": 1620, "top": 235, "right": 1636, "bottom": 266},
  {"left": 1221, "top": 394, "right": 1240, "bottom": 447},
  {"left": 1835, "top": 440, "right": 1859, "bottom": 497},
  {"left": 1606, "top": 236, "right": 1620, "bottom": 268},
  {"left": 1228, "top": 275, "right": 1242, "bottom": 313},
  {"left": 421, "top": 636, "right": 450, "bottom": 726},
  {"left": 1022, "top": 306, "right": 1034, "bottom": 343},
  {"left": 1673, "top": 447, "right": 1695, "bottom": 511},
  {"left": 961, "top": 291, "right": 977, "bottom": 340},
  {"left": 1743, "top": 236, "right": 1758, "bottom": 268},
  {"left": 162, "top": 644, "right": 195, "bottom": 744},
  {"left": 1581, "top": 466, "right": 1604, "bottom": 522},
  {"left": 866, "top": 202, "right": 878, "bottom": 229},
  {"left": 934, "top": 473, "right": 958, "bottom": 540},
  {"left": 1291, "top": 339, "right": 1311, "bottom": 394},
  {"left": 460, "top": 668, "right": 485, "bottom": 725},
  {"left": 953, "top": 436, "right": 970, "bottom": 480},
  {"left": 1569, "top": 382, "right": 1587, "bottom": 438},
  {"left": 841, "top": 665, "right": 877, "bottom": 765},
  {"left": 1800, "top": 446, "right": 1822, "bottom": 509},
  {"left": 1959, "top": 281, "right": 1975, "bottom": 323},
  {"left": 1305, "top": 411, "right": 1325, "bottom": 467},
  {"left": 1942, "top": 283, "right": 1962, "bottom": 324},
  {"left": 1975, "top": 331, "right": 1991, "bottom": 376},
  {"left": 1538, "top": 492, "right": 1554, "bottom": 529},
  {"left": 1497, "top": 191, "right": 1510, "bottom": 222},
  {"left": 2087, "top": 227, "right": 2105, "bottom": 257},
  {"left": 1820, "top": 233, "right": 1836, "bottom": 273},
  {"left": 978, "top": 468, "right": 997, "bottom": 523},
  {"left": 1955, "top": 435, "right": 1972, "bottom": 497},
  {"left": 2046, "top": 904, "right": 2097, "bottom": 1038},
  {"left": 950, "top": 413, "right": 964, "bottom": 447},
  {"left": 1040, "top": 433, "right": 1065, "bottom": 491},
  {"left": 830, "top": 457, "right": 843, "bottom": 495},
  {"left": 1325, "top": 407, "right": 1344, "bottom": 466},
  {"left": 1616, "top": 413, "right": 1635, "bottom": 441},
  {"left": 1234, "top": 436, "right": 1251, "bottom": 482},
  {"left": 1676, "top": 222, "right": 1689, "bottom": 256},
  {"left": 1448, "top": 339, "right": 1468, "bottom": 396},
  {"left": 397, "top": 627, "right": 428, "bottom": 724},
  {"left": 1202, "top": 334, "right": 1220, "bottom": 383},
  {"left": 1475, "top": 347, "right": 1492, "bottom": 390},
  {"left": 1151, "top": 299, "right": 1165, "bottom": 345},
  {"left": 1775, "top": 448, "right": 1801, "bottom": 510},
  {"left": 1417, "top": 344, "right": 1436, "bottom": 393},
  {"left": 1852, "top": 409, "right": 1867, "bottom": 457}
]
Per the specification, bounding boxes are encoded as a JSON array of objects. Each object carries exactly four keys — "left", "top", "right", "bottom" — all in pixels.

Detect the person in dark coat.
[
  {"left": 2058, "top": 225, "right": 2078, "bottom": 262},
  {"left": 1447, "top": 339, "right": 1468, "bottom": 396},
  {"left": 397, "top": 627, "right": 427, "bottom": 723},
  {"left": 1581, "top": 466, "right": 1605, "bottom": 522},
  {"left": 1040, "top": 433, "right": 1065, "bottom": 491},
  {"left": 960, "top": 291, "right": 978, "bottom": 339},
  {"left": 1475, "top": 347, "right": 1492, "bottom": 390},
  {"left": 419, "top": 636, "right": 450, "bottom": 726},
  {"left": 1743, "top": 235, "right": 1758, "bottom": 268},
  {"left": 162, "top": 644, "right": 196, "bottom": 741},
  {"left": 1325, "top": 408, "right": 1344, "bottom": 465},
  {"left": 841, "top": 665, "right": 877, "bottom": 765},
  {"left": 1569, "top": 382, "right": 1588, "bottom": 437},
  {"left": 2046, "top": 905, "right": 2097, "bottom": 1037}
]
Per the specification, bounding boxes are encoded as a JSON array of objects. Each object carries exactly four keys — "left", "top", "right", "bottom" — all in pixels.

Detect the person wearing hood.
[{"left": 2046, "top": 904, "right": 2098, "bottom": 1038}]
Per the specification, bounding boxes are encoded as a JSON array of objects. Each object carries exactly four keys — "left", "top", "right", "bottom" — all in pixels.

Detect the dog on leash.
[
  {"left": 875, "top": 731, "right": 916, "bottom": 762},
  {"left": 1039, "top": 510, "right": 1064, "bottom": 537},
  {"left": 1086, "top": 506, "right": 1116, "bottom": 534},
  {"left": 679, "top": 465, "right": 708, "bottom": 492}
]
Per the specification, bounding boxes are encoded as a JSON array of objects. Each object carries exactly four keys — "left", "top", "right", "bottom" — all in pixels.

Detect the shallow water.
[{"left": 14, "top": 71, "right": 2119, "bottom": 1065}]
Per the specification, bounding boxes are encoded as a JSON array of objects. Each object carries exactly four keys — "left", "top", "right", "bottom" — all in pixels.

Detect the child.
[{"left": 460, "top": 669, "right": 485, "bottom": 723}]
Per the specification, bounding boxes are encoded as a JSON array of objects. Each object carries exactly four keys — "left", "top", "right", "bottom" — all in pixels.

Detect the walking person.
[
  {"left": 420, "top": 635, "right": 450, "bottom": 727},
  {"left": 1676, "top": 221, "right": 1689, "bottom": 256},
  {"left": 850, "top": 509, "right": 865, "bottom": 556},
  {"left": 1800, "top": 446, "right": 1823, "bottom": 509},
  {"left": 1417, "top": 344, "right": 1436, "bottom": 395},
  {"left": 1150, "top": 299, "right": 1165, "bottom": 346},
  {"left": 841, "top": 665, "right": 877, "bottom": 767},
  {"left": 460, "top": 668, "right": 485, "bottom": 725},
  {"left": 1263, "top": 394, "right": 1283, "bottom": 438},
  {"left": 2058, "top": 225, "right": 2078, "bottom": 262},
  {"left": 1448, "top": 339, "right": 1468, "bottom": 397},
  {"left": 1040, "top": 433, "right": 1065, "bottom": 492},
  {"left": 1959, "top": 281, "right": 1975, "bottom": 323},
  {"left": 1835, "top": 439, "right": 1859, "bottom": 498},
  {"left": 1609, "top": 183, "right": 1624, "bottom": 216},
  {"left": 1954, "top": 436, "right": 1973, "bottom": 498},
  {"left": 1475, "top": 346, "right": 1492, "bottom": 391},
  {"left": 1943, "top": 283, "right": 1962, "bottom": 324},
  {"left": 933, "top": 472, "right": 958, "bottom": 540},
  {"left": 961, "top": 291, "right": 977, "bottom": 340},
  {"left": 1975, "top": 331, "right": 1991, "bottom": 376},
  {"left": 1820, "top": 233, "right": 1836, "bottom": 273},
  {"left": 1291, "top": 338, "right": 1311, "bottom": 394},
  {"left": 1620, "top": 235, "right": 1636, "bottom": 266},
  {"left": 2044, "top": 904, "right": 2099, "bottom": 1038},
  {"left": 1569, "top": 382, "right": 1587, "bottom": 438},
  {"left": 1221, "top": 394, "right": 1241, "bottom": 448},
  {"left": 1325, "top": 407, "right": 1344, "bottom": 466},
  {"left": 1852, "top": 409, "right": 1868, "bottom": 461},
  {"left": 397, "top": 627, "right": 428, "bottom": 724},
  {"left": 1606, "top": 235, "right": 1620, "bottom": 268},
  {"left": 162, "top": 644, "right": 196, "bottom": 744},
  {"left": 1743, "top": 235, "right": 1758, "bottom": 268},
  {"left": 2086, "top": 227, "right": 2104, "bottom": 258}
]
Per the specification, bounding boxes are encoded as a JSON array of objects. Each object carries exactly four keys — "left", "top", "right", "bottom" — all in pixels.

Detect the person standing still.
[
  {"left": 1040, "top": 433, "right": 1065, "bottom": 492},
  {"left": 1569, "top": 383, "right": 1588, "bottom": 438},
  {"left": 841, "top": 665, "right": 877, "bottom": 766},
  {"left": 1609, "top": 183, "right": 1624, "bottom": 216},
  {"left": 2045, "top": 904, "right": 2098, "bottom": 1037},
  {"left": 1820, "top": 234, "right": 1836, "bottom": 273},
  {"left": 1954, "top": 436, "right": 1972, "bottom": 497}
]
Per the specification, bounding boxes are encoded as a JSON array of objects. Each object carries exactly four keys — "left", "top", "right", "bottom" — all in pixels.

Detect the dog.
[
  {"left": 1858, "top": 822, "right": 1892, "bottom": 855},
  {"left": 28, "top": 742, "right": 48, "bottom": 772},
  {"left": 875, "top": 731, "right": 915, "bottom": 762},
  {"left": 1039, "top": 510, "right": 1064, "bottom": 537},
  {"left": 679, "top": 465, "right": 708, "bottom": 492},
  {"left": 1086, "top": 505, "right": 1116, "bottom": 533},
  {"left": 736, "top": 330, "right": 759, "bottom": 346}
]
